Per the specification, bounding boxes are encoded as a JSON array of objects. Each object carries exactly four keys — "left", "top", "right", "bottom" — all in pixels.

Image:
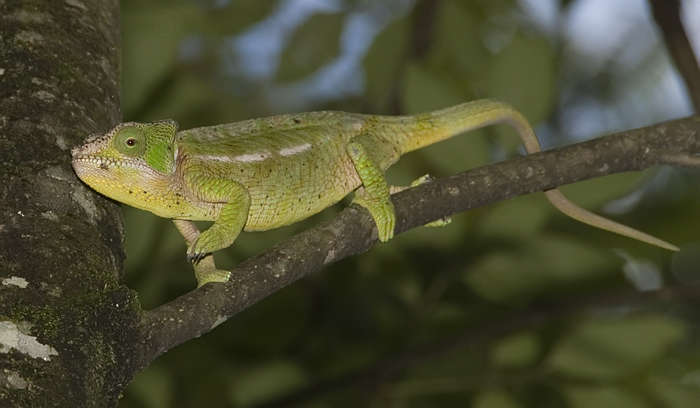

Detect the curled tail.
[{"left": 395, "top": 99, "right": 678, "bottom": 251}]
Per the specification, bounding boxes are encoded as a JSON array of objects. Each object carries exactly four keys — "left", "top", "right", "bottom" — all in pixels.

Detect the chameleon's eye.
[{"left": 114, "top": 126, "right": 146, "bottom": 157}]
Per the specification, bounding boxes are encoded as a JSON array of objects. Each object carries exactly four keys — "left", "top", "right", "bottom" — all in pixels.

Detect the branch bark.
[{"left": 138, "top": 115, "right": 700, "bottom": 370}]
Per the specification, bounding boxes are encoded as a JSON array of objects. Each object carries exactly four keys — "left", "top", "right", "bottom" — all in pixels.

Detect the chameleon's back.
[{"left": 176, "top": 112, "right": 370, "bottom": 230}]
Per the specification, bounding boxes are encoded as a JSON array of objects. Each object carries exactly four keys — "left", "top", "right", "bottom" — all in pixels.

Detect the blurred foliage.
[{"left": 117, "top": 0, "right": 700, "bottom": 407}]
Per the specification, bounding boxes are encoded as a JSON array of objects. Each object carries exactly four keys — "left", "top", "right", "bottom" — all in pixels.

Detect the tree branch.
[
  {"left": 649, "top": 0, "right": 700, "bottom": 112},
  {"left": 138, "top": 115, "right": 700, "bottom": 368}
]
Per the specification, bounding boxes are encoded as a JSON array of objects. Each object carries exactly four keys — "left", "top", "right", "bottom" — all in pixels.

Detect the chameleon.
[{"left": 71, "top": 99, "right": 678, "bottom": 286}]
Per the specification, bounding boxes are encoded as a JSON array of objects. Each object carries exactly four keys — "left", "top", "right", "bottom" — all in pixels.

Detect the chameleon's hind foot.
[
  {"left": 192, "top": 254, "right": 231, "bottom": 287},
  {"left": 353, "top": 195, "right": 396, "bottom": 242},
  {"left": 348, "top": 135, "right": 396, "bottom": 242},
  {"left": 187, "top": 224, "right": 235, "bottom": 263},
  {"left": 391, "top": 174, "right": 452, "bottom": 227}
]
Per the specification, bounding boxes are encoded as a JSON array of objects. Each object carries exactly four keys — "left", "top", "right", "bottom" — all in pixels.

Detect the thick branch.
[{"left": 138, "top": 115, "right": 700, "bottom": 368}]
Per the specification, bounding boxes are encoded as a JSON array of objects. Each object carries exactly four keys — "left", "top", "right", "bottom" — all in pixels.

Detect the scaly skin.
[{"left": 71, "top": 99, "right": 678, "bottom": 286}]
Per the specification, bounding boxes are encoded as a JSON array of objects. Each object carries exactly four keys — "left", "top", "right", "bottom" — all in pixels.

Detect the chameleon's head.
[{"left": 71, "top": 120, "right": 178, "bottom": 208}]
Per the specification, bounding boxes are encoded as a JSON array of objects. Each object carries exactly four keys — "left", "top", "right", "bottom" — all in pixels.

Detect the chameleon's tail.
[
  {"left": 397, "top": 99, "right": 679, "bottom": 251},
  {"left": 396, "top": 99, "right": 542, "bottom": 154}
]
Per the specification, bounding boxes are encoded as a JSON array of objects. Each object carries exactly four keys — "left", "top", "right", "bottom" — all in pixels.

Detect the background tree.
[{"left": 2, "top": 0, "right": 700, "bottom": 407}]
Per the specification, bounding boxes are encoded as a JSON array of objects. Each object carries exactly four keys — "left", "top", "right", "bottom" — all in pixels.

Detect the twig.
[
  {"left": 649, "top": 0, "right": 700, "bottom": 112},
  {"left": 410, "top": 0, "right": 440, "bottom": 60},
  {"left": 657, "top": 151, "right": 700, "bottom": 168}
]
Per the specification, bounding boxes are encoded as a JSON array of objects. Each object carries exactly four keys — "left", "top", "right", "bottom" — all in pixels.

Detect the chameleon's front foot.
[
  {"left": 187, "top": 236, "right": 211, "bottom": 263},
  {"left": 191, "top": 254, "right": 231, "bottom": 287},
  {"left": 186, "top": 234, "right": 231, "bottom": 286},
  {"left": 187, "top": 227, "right": 234, "bottom": 263}
]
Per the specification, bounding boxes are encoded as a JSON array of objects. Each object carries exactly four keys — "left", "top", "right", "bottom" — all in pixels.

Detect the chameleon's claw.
[
  {"left": 187, "top": 247, "right": 208, "bottom": 264},
  {"left": 187, "top": 234, "right": 210, "bottom": 263}
]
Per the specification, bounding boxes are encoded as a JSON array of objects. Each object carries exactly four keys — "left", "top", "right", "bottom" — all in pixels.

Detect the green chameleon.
[{"left": 71, "top": 99, "right": 678, "bottom": 286}]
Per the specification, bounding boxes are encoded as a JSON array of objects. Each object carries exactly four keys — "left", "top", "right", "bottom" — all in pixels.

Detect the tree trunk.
[{"left": 0, "top": 1, "right": 139, "bottom": 406}]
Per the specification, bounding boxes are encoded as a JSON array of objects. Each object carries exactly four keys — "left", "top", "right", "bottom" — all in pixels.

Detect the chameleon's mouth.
[
  {"left": 71, "top": 155, "right": 152, "bottom": 181},
  {"left": 72, "top": 155, "right": 119, "bottom": 170}
]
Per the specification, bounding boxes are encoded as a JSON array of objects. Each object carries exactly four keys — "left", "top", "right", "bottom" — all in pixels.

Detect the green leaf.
[
  {"left": 473, "top": 389, "right": 524, "bottom": 408},
  {"left": 465, "top": 236, "right": 614, "bottom": 303},
  {"left": 490, "top": 331, "right": 541, "bottom": 368},
  {"left": 429, "top": 0, "right": 488, "bottom": 79},
  {"left": 126, "top": 363, "right": 173, "bottom": 408},
  {"left": 204, "top": 0, "right": 277, "bottom": 36},
  {"left": 122, "top": 3, "right": 203, "bottom": 116},
  {"left": 364, "top": 17, "right": 409, "bottom": 108},
  {"left": 557, "top": 172, "right": 646, "bottom": 209},
  {"left": 142, "top": 72, "right": 216, "bottom": 122},
  {"left": 401, "top": 63, "right": 466, "bottom": 115},
  {"left": 563, "top": 385, "right": 651, "bottom": 408},
  {"left": 486, "top": 33, "right": 555, "bottom": 124},
  {"left": 228, "top": 283, "right": 310, "bottom": 355},
  {"left": 227, "top": 359, "right": 307, "bottom": 407},
  {"left": 277, "top": 12, "right": 343, "bottom": 81},
  {"left": 546, "top": 315, "right": 685, "bottom": 381},
  {"left": 651, "top": 383, "right": 700, "bottom": 408},
  {"left": 476, "top": 194, "right": 550, "bottom": 240}
]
